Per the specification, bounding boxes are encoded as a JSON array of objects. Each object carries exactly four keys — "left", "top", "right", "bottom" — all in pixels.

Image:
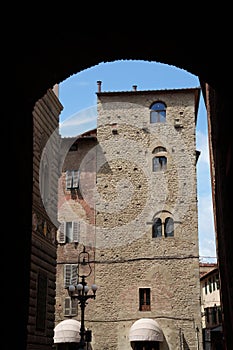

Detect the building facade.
[
  {"left": 30, "top": 86, "right": 63, "bottom": 349},
  {"left": 200, "top": 264, "right": 223, "bottom": 349},
  {"left": 55, "top": 84, "right": 203, "bottom": 350}
]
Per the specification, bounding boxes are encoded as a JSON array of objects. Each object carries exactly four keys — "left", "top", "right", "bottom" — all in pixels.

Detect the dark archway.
[{"left": 9, "top": 27, "right": 232, "bottom": 350}]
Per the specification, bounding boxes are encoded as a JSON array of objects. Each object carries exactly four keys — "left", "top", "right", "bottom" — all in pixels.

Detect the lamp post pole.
[{"left": 67, "top": 246, "right": 97, "bottom": 350}]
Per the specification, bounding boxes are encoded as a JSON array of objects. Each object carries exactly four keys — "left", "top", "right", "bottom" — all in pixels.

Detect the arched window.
[
  {"left": 164, "top": 217, "right": 174, "bottom": 237},
  {"left": 152, "top": 218, "right": 162, "bottom": 237},
  {"left": 152, "top": 214, "right": 174, "bottom": 238},
  {"left": 150, "top": 102, "right": 166, "bottom": 123}
]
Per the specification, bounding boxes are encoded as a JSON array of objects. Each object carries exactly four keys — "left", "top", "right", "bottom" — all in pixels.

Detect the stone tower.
[{"left": 55, "top": 84, "right": 203, "bottom": 350}]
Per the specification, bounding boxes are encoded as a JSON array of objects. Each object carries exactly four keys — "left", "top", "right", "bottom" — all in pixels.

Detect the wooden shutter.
[
  {"left": 64, "top": 297, "right": 71, "bottom": 316},
  {"left": 71, "top": 299, "right": 78, "bottom": 316},
  {"left": 72, "top": 221, "right": 80, "bottom": 243},
  {"left": 72, "top": 170, "right": 79, "bottom": 189},
  {"left": 57, "top": 222, "right": 65, "bottom": 243},
  {"left": 64, "top": 297, "right": 77, "bottom": 316},
  {"left": 66, "top": 170, "right": 73, "bottom": 189},
  {"left": 64, "top": 264, "right": 78, "bottom": 288}
]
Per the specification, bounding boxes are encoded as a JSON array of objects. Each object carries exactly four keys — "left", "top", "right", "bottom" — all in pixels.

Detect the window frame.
[
  {"left": 152, "top": 215, "right": 174, "bottom": 238},
  {"left": 65, "top": 169, "right": 80, "bottom": 190},
  {"left": 152, "top": 146, "right": 167, "bottom": 172},
  {"left": 150, "top": 101, "right": 167, "bottom": 123},
  {"left": 64, "top": 297, "right": 78, "bottom": 317},
  {"left": 64, "top": 264, "right": 78, "bottom": 288},
  {"left": 139, "top": 288, "right": 151, "bottom": 311},
  {"left": 57, "top": 221, "right": 80, "bottom": 243}
]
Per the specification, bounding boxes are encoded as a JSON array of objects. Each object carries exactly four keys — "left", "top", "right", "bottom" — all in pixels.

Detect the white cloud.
[{"left": 59, "top": 106, "right": 97, "bottom": 137}]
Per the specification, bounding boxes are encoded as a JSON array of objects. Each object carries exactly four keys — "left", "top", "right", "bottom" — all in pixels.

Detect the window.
[
  {"left": 64, "top": 297, "right": 78, "bottom": 316},
  {"left": 205, "top": 281, "right": 208, "bottom": 294},
  {"left": 152, "top": 146, "right": 167, "bottom": 172},
  {"left": 208, "top": 278, "right": 212, "bottom": 293},
  {"left": 139, "top": 288, "right": 151, "bottom": 311},
  {"left": 152, "top": 216, "right": 174, "bottom": 238},
  {"left": 205, "top": 305, "right": 222, "bottom": 327},
  {"left": 150, "top": 102, "right": 166, "bottom": 123},
  {"left": 63, "top": 266, "right": 78, "bottom": 315},
  {"left": 57, "top": 221, "right": 80, "bottom": 243},
  {"left": 66, "top": 170, "right": 79, "bottom": 189},
  {"left": 64, "top": 264, "right": 78, "bottom": 288},
  {"left": 216, "top": 274, "right": 220, "bottom": 289},
  {"left": 152, "top": 218, "right": 162, "bottom": 237},
  {"left": 213, "top": 275, "right": 216, "bottom": 291},
  {"left": 212, "top": 305, "right": 217, "bottom": 324},
  {"left": 205, "top": 307, "right": 210, "bottom": 324},
  {"left": 164, "top": 217, "right": 174, "bottom": 237},
  {"left": 153, "top": 156, "right": 167, "bottom": 172},
  {"left": 69, "top": 143, "right": 78, "bottom": 151}
]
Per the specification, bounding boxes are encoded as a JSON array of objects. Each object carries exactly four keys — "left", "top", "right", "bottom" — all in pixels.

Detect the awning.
[
  {"left": 54, "top": 319, "right": 81, "bottom": 343},
  {"left": 129, "top": 318, "right": 164, "bottom": 342}
]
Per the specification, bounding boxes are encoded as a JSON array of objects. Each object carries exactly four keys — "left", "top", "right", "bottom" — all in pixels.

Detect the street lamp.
[{"left": 66, "top": 246, "right": 98, "bottom": 349}]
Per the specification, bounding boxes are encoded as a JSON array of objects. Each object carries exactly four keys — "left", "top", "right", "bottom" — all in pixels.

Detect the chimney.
[
  {"left": 132, "top": 85, "right": 137, "bottom": 91},
  {"left": 97, "top": 81, "right": 102, "bottom": 92}
]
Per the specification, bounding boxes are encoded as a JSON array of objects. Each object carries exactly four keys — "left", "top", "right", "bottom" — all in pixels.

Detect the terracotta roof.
[{"left": 96, "top": 86, "right": 200, "bottom": 96}]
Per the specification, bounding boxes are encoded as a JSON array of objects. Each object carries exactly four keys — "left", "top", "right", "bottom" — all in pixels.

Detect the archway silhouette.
[{"left": 11, "top": 30, "right": 232, "bottom": 350}]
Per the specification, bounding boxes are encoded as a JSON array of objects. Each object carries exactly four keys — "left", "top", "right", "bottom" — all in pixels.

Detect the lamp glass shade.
[
  {"left": 91, "top": 284, "right": 98, "bottom": 291},
  {"left": 84, "top": 285, "right": 89, "bottom": 293},
  {"left": 76, "top": 283, "right": 83, "bottom": 290},
  {"left": 68, "top": 285, "right": 75, "bottom": 292}
]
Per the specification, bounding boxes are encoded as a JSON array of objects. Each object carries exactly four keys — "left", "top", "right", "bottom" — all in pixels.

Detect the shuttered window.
[
  {"left": 64, "top": 264, "right": 78, "bottom": 288},
  {"left": 57, "top": 221, "right": 80, "bottom": 243},
  {"left": 64, "top": 297, "right": 78, "bottom": 316},
  {"left": 66, "top": 170, "right": 80, "bottom": 189}
]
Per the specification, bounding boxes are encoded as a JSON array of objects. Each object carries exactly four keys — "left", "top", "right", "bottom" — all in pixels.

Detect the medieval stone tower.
[{"left": 55, "top": 83, "right": 202, "bottom": 350}]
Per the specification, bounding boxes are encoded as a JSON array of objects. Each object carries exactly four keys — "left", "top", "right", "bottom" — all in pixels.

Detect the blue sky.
[{"left": 58, "top": 60, "right": 216, "bottom": 263}]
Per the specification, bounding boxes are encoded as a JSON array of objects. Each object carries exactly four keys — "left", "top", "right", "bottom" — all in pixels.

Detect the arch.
[{"left": 11, "top": 27, "right": 233, "bottom": 350}]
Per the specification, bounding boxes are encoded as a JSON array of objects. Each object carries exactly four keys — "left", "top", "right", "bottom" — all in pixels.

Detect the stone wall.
[{"left": 55, "top": 88, "right": 203, "bottom": 350}]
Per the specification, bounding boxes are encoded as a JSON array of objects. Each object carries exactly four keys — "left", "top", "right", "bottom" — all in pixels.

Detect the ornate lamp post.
[{"left": 66, "top": 246, "right": 98, "bottom": 349}]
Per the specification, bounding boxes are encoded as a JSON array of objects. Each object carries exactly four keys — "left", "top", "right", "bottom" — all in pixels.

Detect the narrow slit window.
[{"left": 139, "top": 288, "right": 151, "bottom": 311}]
